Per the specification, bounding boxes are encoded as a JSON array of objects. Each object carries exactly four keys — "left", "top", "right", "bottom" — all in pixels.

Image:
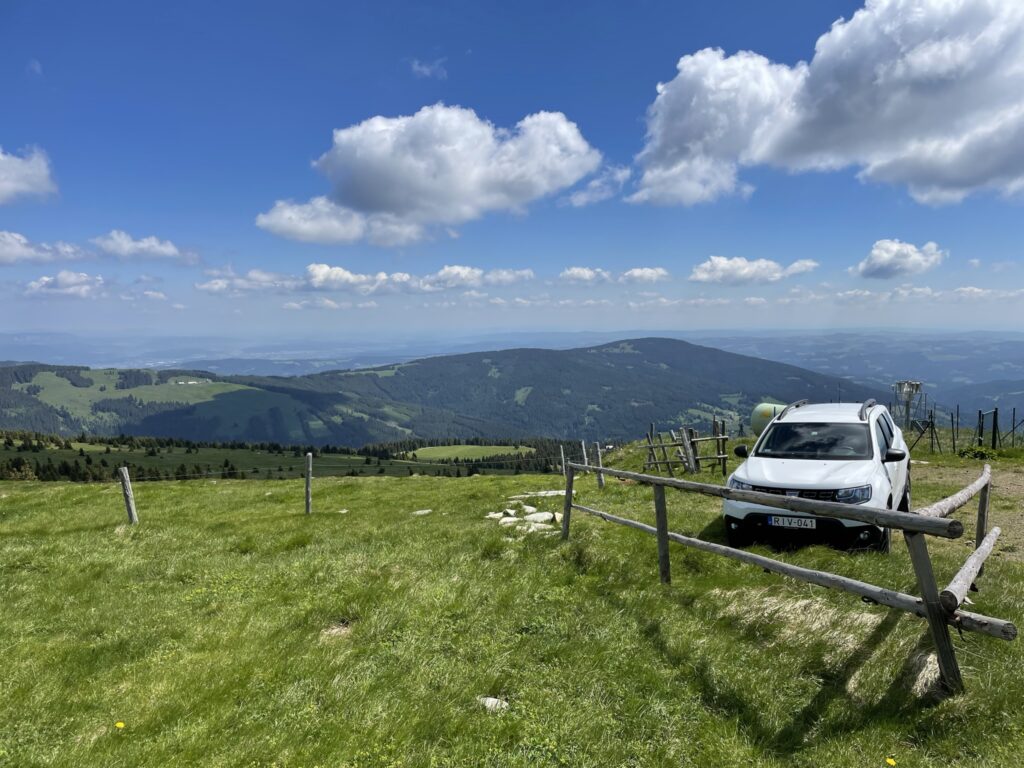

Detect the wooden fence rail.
[{"left": 562, "top": 461, "right": 1014, "bottom": 696}]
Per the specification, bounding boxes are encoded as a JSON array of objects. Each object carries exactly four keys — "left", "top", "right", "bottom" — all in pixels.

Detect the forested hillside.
[{"left": 0, "top": 338, "right": 882, "bottom": 445}]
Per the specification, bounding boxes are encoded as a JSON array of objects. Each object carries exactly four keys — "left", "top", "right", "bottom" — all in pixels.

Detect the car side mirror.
[
  {"left": 884, "top": 448, "right": 906, "bottom": 463},
  {"left": 734, "top": 444, "right": 749, "bottom": 458}
]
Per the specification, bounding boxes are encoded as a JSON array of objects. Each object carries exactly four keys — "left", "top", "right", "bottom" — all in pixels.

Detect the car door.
[
  {"left": 880, "top": 411, "right": 907, "bottom": 500},
  {"left": 874, "top": 418, "right": 898, "bottom": 507}
]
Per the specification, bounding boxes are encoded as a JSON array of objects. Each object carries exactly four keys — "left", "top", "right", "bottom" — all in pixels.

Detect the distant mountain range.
[{"left": 0, "top": 337, "right": 886, "bottom": 446}]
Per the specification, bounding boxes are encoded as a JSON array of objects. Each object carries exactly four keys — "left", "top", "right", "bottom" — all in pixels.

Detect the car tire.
[
  {"left": 878, "top": 526, "right": 891, "bottom": 554},
  {"left": 725, "top": 525, "right": 751, "bottom": 549},
  {"left": 898, "top": 472, "right": 912, "bottom": 512}
]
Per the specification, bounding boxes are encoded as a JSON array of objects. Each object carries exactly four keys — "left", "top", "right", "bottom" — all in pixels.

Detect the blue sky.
[{"left": 2, "top": 0, "right": 1022, "bottom": 337}]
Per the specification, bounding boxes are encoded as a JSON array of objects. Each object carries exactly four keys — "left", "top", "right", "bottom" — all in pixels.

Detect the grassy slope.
[
  {"left": 409, "top": 445, "right": 536, "bottom": 461},
  {"left": 1, "top": 460, "right": 1023, "bottom": 767}
]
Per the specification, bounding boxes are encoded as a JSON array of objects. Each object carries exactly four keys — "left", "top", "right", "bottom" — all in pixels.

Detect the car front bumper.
[{"left": 723, "top": 500, "right": 885, "bottom": 549}]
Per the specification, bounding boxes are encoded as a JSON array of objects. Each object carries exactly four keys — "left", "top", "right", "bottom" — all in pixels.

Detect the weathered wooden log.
[
  {"left": 904, "top": 531, "right": 964, "bottom": 694},
  {"left": 941, "top": 526, "right": 1001, "bottom": 613},
  {"left": 653, "top": 485, "right": 670, "bottom": 584},
  {"left": 561, "top": 467, "right": 575, "bottom": 540},
  {"left": 305, "top": 453, "right": 313, "bottom": 515},
  {"left": 118, "top": 467, "right": 138, "bottom": 525},
  {"left": 566, "top": 463, "right": 962, "bottom": 539},
  {"left": 570, "top": 503, "right": 1015, "bottom": 641},
  {"left": 594, "top": 442, "right": 605, "bottom": 490},
  {"left": 917, "top": 465, "right": 991, "bottom": 519}
]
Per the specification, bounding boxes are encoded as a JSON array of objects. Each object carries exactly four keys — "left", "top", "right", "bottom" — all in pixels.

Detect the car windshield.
[{"left": 755, "top": 422, "right": 872, "bottom": 460}]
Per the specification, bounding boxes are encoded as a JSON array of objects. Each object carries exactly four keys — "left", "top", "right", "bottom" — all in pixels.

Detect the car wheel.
[
  {"left": 898, "top": 472, "right": 912, "bottom": 512},
  {"left": 725, "top": 525, "right": 751, "bottom": 549},
  {"left": 878, "top": 526, "right": 892, "bottom": 554}
]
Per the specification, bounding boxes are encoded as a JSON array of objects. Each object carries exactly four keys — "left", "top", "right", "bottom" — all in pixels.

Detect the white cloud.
[
  {"left": 411, "top": 57, "right": 447, "bottom": 80},
  {"left": 91, "top": 230, "right": 195, "bottom": 264},
  {"left": 484, "top": 268, "right": 534, "bottom": 285},
  {"left": 257, "top": 104, "right": 601, "bottom": 245},
  {"left": 560, "top": 266, "right": 612, "bottom": 283},
  {"left": 564, "top": 165, "right": 632, "bottom": 207},
  {"left": 304, "top": 263, "right": 391, "bottom": 294},
  {"left": 0, "top": 147, "right": 57, "bottom": 204},
  {"left": 0, "top": 231, "right": 82, "bottom": 265},
  {"left": 851, "top": 239, "right": 946, "bottom": 279},
  {"left": 744, "top": 296, "right": 768, "bottom": 306},
  {"left": 142, "top": 290, "right": 167, "bottom": 301},
  {"left": 619, "top": 267, "right": 670, "bottom": 283},
  {"left": 195, "top": 267, "right": 303, "bottom": 295},
  {"left": 968, "top": 258, "right": 982, "bottom": 268},
  {"left": 631, "top": 0, "right": 1024, "bottom": 205},
  {"left": 689, "top": 255, "right": 818, "bottom": 284},
  {"left": 26, "top": 270, "right": 104, "bottom": 299},
  {"left": 27, "top": 59, "right": 43, "bottom": 77}
]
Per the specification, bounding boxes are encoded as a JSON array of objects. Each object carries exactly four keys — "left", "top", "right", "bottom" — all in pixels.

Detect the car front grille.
[{"left": 751, "top": 486, "right": 838, "bottom": 502}]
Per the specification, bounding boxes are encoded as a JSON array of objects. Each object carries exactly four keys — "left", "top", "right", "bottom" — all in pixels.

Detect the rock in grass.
[
  {"left": 523, "top": 511, "right": 554, "bottom": 523},
  {"left": 524, "top": 522, "right": 555, "bottom": 532},
  {"left": 411, "top": 509, "right": 432, "bottom": 516},
  {"left": 521, "top": 505, "right": 538, "bottom": 514},
  {"left": 484, "top": 511, "right": 505, "bottom": 520},
  {"left": 498, "top": 517, "right": 520, "bottom": 527},
  {"left": 477, "top": 696, "right": 508, "bottom": 713}
]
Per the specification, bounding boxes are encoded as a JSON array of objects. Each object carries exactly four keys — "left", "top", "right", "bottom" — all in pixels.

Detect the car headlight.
[
  {"left": 835, "top": 485, "right": 872, "bottom": 504},
  {"left": 728, "top": 476, "right": 753, "bottom": 491}
]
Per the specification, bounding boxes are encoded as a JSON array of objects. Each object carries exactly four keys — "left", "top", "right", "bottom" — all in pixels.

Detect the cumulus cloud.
[
  {"left": 411, "top": 57, "right": 447, "bottom": 80},
  {"left": 257, "top": 104, "right": 601, "bottom": 245},
  {"left": 0, "top": 231, "right": 82, "bottom": 265},
  {"left": 484, "top": 268, "right": 534, "bottom": 285},
  {"left": 619, "top": 267, "right": 670, "bottom": 283},
  {"left": 142, "top": 290, "right": 167, "bottom": 301},
  {"left": 564, "top": 165, "right": 631, "bottom": 207},
  {"left": 851, "top": 239, "right": 946, "bottom": 278},
  {"left": 744, "top": 296, "right": 768, "bottom": 306},
  {"left": 560, "top": 266, "right": 612, "bottom": 283},
  {"left": 195, "top": 267, "right": 303, "bottom": 295},
  {"left": 91, "top": 230, "right": 196, "bottom": 263},
  {"left": 26, "top": 270, "right": 104, "bottom": 298},
  {"left": 689, "top": 255, "right": 818, "bottom": 284},
  {"left": 631, "top": 0, "right": 1024, "bottom": 205},
  {"left": 0, "top": 147, "right": 57, "bottom": 204}
]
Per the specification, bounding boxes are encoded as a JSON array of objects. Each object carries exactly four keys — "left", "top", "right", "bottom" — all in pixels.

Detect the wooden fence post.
[
  {"left": 992, "top": 408, "right": 999, "bottom": 450},
  {"left": 560, "top": 445, "right": 566, "bottom": 478},
  {"left": 594, "top": 442, "right": 605, "bottom": 489},
  {"left": 118, "top": 467, "right": 138, "bottom": 525},
  {"left": 653, "top": 485, "right": 670, "bottom": 584},
  {"left": 976, "top": 477, "right": 991, "bottom": 576},
  {"left": 561, "top": 466, "right": 575, "bottom": 540},
  {"left": 580, "top": 441, "right": 588, "bottom": 469},
  {"left": 305, "top": 453, "right": 313, "bottom": 515},
  {"left": 903, "top": 531, "right": 964, "bottom": 694}
]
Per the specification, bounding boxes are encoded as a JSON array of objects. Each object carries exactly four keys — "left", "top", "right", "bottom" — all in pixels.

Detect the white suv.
[{"left": 723, "top": 400, "right": 910, "bottom": 552}]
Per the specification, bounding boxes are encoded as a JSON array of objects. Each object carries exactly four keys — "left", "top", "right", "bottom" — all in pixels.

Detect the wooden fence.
[
  {"left": 644, "top": 420, "right": 728, "bottom": 477},
  {"left": 561, "top": 461, "right": 1015, "bottom": 696}
]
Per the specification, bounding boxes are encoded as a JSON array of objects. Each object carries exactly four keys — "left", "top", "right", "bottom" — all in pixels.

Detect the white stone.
[
  {"left": 411, "top": 509, "right": 432, "bottom": 516},
  {"left": 508, "top": 490, "right": 570, "bottom": 499},
  {"left": 521, "top": 505, "right": 538, "bottom": 514},
  {"left": 484, "top": 511, "right": 505, "bottom": 520},
  {"left": 477, "top": 696, "right": 509, "bottom": 712},
  {"left": 503, "top": 508, "right": 518, "bottom": 516},
  {"left": 524, "top": 511, "right": 554, "bottom": 523},
  {"left": 498, "top": 517, "right": 520, "bottom": 526},
  {"left": 338, "top": 509, "right": 349, "bottom": 514}
]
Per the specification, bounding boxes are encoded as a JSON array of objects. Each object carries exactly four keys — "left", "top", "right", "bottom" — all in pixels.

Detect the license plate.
[{"left": 768, "top": 516, "right": 816, "bottom": 530}]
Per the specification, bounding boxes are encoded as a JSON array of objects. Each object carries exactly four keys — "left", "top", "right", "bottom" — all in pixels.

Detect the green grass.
[
  {"left": 1, "top": 462, "right": 1023, "bottom": 766},
  {"left": 407, "top": 445, "right": 536, "bottom": 461}
]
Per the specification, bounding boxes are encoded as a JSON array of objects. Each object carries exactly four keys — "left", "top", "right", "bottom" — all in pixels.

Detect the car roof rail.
[
  {"left": 776, "top": 399, "right": 809, "bottom": 421},
  {"left": 859, "top": 398, "right": 877, "bottom": 421}
]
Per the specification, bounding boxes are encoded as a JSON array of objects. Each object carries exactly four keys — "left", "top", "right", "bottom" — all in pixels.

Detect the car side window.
[
  {"left": 874, "top": 421, "right": 890, "bottom": 456},
  {"left": 879, "top": 414, "right": 894, "bottom": 443}
]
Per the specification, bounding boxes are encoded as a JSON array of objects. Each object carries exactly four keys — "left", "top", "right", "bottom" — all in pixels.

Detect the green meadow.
[{"left": 1, "top": 447, "right": 1022, "bottom": 767}]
